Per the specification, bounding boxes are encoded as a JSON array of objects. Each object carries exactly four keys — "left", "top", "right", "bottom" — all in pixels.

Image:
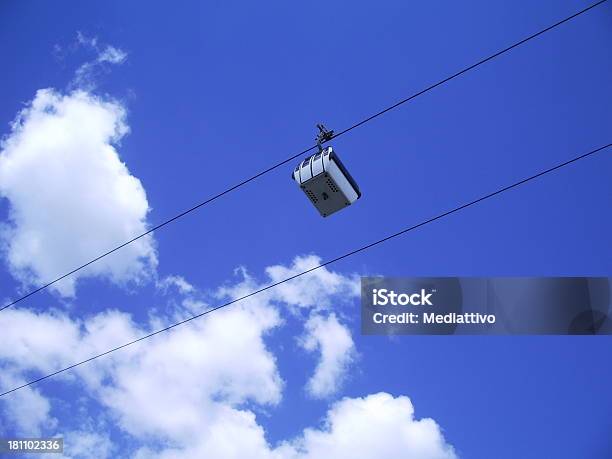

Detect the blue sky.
[{"left": 0, "top": 1, "right": 611, "bottom": 458}]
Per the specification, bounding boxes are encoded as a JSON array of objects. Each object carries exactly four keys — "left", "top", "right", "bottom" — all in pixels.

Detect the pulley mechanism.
[{"left": 315, "top": 123, "right": 334, "bottom": 152}]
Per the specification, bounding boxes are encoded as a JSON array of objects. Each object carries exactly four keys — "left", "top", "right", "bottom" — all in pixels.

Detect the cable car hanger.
[{"left": 315, "top": 123, "right": 334, "bottom": 151}]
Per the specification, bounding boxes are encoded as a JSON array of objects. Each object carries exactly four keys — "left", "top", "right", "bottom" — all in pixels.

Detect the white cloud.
[
  {"left": 72, "top": 33, "right": 127, "bottom": 89},
  {"left": 61, "top": 430, "right": 114, "bottom": 459},
  {"left": 0, "top": 307, "right": 81, "bottom": 373},
  {"left": 281, "top": 393, "right": 457, "bottom": 459},
  {"left": 216, "top": 256, "right": 360, "bottom": 312},
  {"left": 97, "top": 46, "right": 127, "bottom": 65},
  {"left": 299, "top": 313, "right": 355, "bottom": 398},
  {"left": 157, "top": 275, "right": 195, "bottom": 295},
  {"left": 0, "top": 287, "right": 284, "bottom": 451},
  {"left": 95, "top": 303, "right": 283, "bottom": 442},
  {"left": 217, "top": 256, "right": 359, "bottom": 398},
  {"left": 264, "top": 255, "right": 360, "bottom": 312},
  {"left": 130, "top": 393, "right": 457, "bottom": 459},
  {"left": 0, "top": 259, "right": 456, "bottom": 458},
  {"left": 0, "top": 374, "right": 56, "bottom": 436},
  {"left": 76, "top": 32, "right": 98, "bottom": 49},
  {"left": 0, "top": 89, "right": 157, "bottom": 297}
]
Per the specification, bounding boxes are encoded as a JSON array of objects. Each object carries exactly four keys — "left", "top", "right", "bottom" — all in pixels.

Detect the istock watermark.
[
  {"left": 361, "top": 277, "right": 612, "bottom": 335},
  {"left": 372, "top": 288, "right": 434, "bottom": 306}
]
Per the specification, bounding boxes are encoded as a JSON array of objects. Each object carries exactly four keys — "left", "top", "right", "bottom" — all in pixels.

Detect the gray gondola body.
[{"left": 292, "top": 146, "right": 361, "bottom": 217}]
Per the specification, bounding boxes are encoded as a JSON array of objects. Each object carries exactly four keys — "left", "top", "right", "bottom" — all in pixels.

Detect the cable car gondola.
[{"left": 292, "top": 124, "right": 361, "bottom": 217}]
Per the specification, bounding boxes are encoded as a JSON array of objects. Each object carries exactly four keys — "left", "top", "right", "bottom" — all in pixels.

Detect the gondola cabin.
[{"left": 292, "top": 146, "right": 361, "bottom": 217}]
